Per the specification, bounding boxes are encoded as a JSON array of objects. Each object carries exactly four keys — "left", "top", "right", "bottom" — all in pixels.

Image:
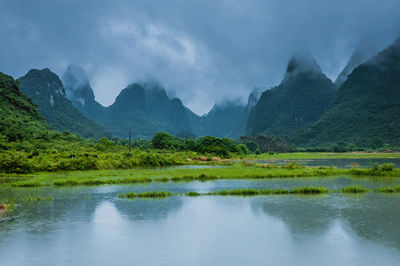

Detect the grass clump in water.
[
  {"left": 208, "top": 189, "right": 260, "bottom": 196},
  {"left": 341, "top": 185, "right": 369, "bottom": 193},
  {"left": 185, "top": 191, "right": 201, "bottom": 197},
  {"left": 375, "top": 186, "right": 400, "bottom": 193},
  {"left": 118, "top": 191, "right": 173, "bottom": 199},
  {"left": 290, "top": 186, "right": 329, "bottom": 194},
  {"left": 205, "top": 187, "right": 328, "bottom": 196}
]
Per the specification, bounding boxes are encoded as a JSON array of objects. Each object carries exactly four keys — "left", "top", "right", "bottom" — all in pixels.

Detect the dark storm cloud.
[{"left": 1, "top": 0, "right": 400, "bottom": 114}]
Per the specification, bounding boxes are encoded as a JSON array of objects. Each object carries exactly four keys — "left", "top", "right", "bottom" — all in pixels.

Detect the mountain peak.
[
  {"left": 21, "top": 68, "right": 66, "bottom": 97},
  {"left": 335, "top": 42, "right": 378, "bottom": 87},
  {"left": 62, "top": 64, "right": 94, "bottom": 106},
  {"left": 286, "top": 51, "right": 322, "bottom": 76}
]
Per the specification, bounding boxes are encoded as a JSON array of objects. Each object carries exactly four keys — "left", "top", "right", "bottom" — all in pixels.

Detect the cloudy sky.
[{"left": 1, "top": 0, "right": 400, "bottom": 114}]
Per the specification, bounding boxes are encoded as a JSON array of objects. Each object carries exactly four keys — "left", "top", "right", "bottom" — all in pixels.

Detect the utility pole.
[{"left": 129, "top": 129, "right": 132, "bottom": 157}]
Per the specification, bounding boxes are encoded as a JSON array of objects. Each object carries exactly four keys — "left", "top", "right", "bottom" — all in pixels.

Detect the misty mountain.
[
  {"left": 63, "top": 67, "right": 193, "bottom": 139},
  {"left": 334, "top": 43, "right": 378, "bottom": 87},
  {"left": 62, "top": 65, "right": 106, "bottom": 118},
  {"left": 99, "top": 82, "right": 193, "bottom": 139},
  {"left": 294, "top": 37, "right": 400, "bottom": 147},
  {"left": 18, "top": 68, "right": 111, "bottom": 139},
  {"left": 63, "top": 64, "right": 252, "bottom": 139},
  {"left": 246, "top": 87, "right": 264, "bottom": 111},
  {"left": 246, "top": 52, "right": 337, "bottom": 137},
  {"left": 188, "top": 101, "right": 248, "bottom": 138}
]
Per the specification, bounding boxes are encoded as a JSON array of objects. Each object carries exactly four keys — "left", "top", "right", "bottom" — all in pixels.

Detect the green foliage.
[{"left": 152, "top": 132, "right": 177, "bottom": 149}]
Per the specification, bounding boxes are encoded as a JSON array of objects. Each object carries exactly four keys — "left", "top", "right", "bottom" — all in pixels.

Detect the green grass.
[
  {"left": 118, "top": 191, "right": 173, "bottom": 199},
  {"left": 341, "top": 185, "right": 369, "bottom": 193},
  {"left": 1, "top": 163, "right": 399, "bottom": 188}
]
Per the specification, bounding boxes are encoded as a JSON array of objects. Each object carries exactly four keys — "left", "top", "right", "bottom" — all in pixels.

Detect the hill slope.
[
  {"left": 0, "top": 72, "right": 48, "bottom": 142},
  {"left": 18, "top": 69, "right": 111, "bottom": 139},
  {"left": 295, "top": 38, "right": 400, "bottom": 148},
  {"left": 246, "top": 52, "right": 337, "bottom": 137}
]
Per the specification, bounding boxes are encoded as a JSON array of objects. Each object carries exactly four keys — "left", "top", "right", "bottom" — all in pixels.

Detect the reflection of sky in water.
[{"left": 1, "top": 181, "right": 400, "bottom": 265}]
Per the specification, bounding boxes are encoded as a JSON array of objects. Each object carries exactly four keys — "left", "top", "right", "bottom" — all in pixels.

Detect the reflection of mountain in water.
[
  {"left": 340, "top": 194, "right": 400, "bottom": 250},
  {"left": 1, "top": 187, "right": 184, "bottom": 235},
  {"left": 113, "top": 197, "right": 183, "bottom": 221},
  {"left": 253, "top": 194, "right": 400, "bottom": 250},
  {"left": 253, "top": 195, "right": 339, "bottom": 235}
]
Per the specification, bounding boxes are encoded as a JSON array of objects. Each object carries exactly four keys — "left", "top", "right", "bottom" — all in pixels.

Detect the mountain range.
[
  {"left": 1, "top": 37, "right": 399, "bottom": 148},
  {"left": 62, "top": 65, "right": 247, "bottom": 139}
]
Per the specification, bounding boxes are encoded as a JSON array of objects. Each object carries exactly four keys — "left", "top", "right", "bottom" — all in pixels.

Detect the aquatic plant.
[
  {"left": 118, "top": 191, "right": 173, "bottom": 199},
  {"left": 375, "top": 186, "right": 400, "bottom": 193},
  {"left": 185, "top": 191, "right": 201, "bottom": 197},
  {"left": 204, "top": 187, "right": 328, "bottom": 196},
  {"left": 341, "top": 185, "right": 369, "bottom": 193},
  {"left": 289, "top": 186, "right": 329, "bottom": 194}
]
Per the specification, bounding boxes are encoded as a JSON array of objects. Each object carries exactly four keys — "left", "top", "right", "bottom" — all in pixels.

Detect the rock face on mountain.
[
  {"left": 335, "top": 43, "right": 378, "bottom": 87},
  {"left": 295, "top": 38, "right": 400, "bottom": 148},
  {"left": 246, "top": 52, "right": 337, "bottom": 137},
  {"left": 18, "top": 68, "right": 111, "bottom": 139},
  {"left": 0, "top": 72, "right": 48, "bottom": 141}
]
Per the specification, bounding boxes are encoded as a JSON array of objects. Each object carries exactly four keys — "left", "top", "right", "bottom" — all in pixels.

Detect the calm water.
[
  {"left": 252, "top": 158, "right": 400, "bottom": 168},
  {"left": 1, "top": 177, "right": 400, "bottom": 266}
]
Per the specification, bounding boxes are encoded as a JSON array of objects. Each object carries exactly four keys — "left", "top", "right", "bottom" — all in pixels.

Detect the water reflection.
[
  {"left": 1, "top": 181, "right": 400, "bottom": 265},
  {"left": 253, "top": 194, "right": 400, "bottom": 250},
  {"left": 253, "top": 195, "right": 339, "bottom": 235}
]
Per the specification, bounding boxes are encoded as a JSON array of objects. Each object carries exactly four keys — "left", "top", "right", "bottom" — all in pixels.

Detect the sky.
[{"left": 1, "top": 0, "right": 400, "bottom": 115}]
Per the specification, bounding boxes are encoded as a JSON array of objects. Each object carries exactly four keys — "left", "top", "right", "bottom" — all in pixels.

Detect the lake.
[{"left": 1, "top": 177, "right": 400, "bottom": 266}]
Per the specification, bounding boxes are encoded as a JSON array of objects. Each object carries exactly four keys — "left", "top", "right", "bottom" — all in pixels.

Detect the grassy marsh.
[{"left": 1, "top": 162, "right": 399, "bottom": 188}]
